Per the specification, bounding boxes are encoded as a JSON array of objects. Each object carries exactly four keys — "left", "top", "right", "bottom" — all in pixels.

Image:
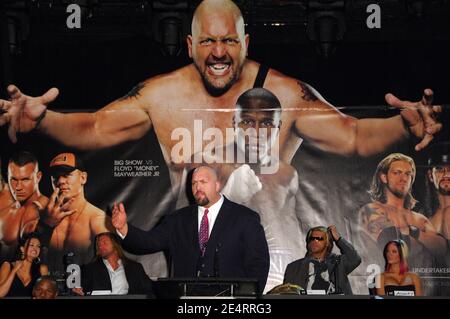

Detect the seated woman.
[
  {"left": 0, "top": 232, "right": 49, "bottom": 297},
  {"left": 376, "top": 239, "right": 422, "bottom": 296}
]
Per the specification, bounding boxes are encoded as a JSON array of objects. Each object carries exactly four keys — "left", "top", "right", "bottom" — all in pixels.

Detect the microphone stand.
[{"left": 328, "top": 255, "right": 341, "bottom": 295}]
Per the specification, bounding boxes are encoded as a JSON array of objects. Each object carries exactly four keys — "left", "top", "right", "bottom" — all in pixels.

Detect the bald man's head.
[
  {"left": 236, "top": 88, "right": 282, "bottom": 112},
  {"left": 32, "top": 276, "right": 58, "bottom": 299},
  {"left": 193, "top": 166, "right": 218, "bottom": 180},
  {"left": 233, "top": 88, "right": 282, "bottom": 162},
  {"left": 191, "top": 166, "right": 221, "bottom": 207},
  {"left": 192, "top": 0, "right": 245, "bottom": 37},
  {"left": 188, "top": 0, "right": 249, "bottom": 97}
]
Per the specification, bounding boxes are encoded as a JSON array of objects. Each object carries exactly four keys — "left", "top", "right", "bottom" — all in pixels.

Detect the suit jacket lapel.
[
  {"left": 204, "top": 197, "right": 231, "bottom": 257},
  {"left": 190, "top": 205, "right": 201, "bottom": 254},
  {"left": 97, "top": 259, "right": 113, "bottom": 291},
  {"left": 124, "top": 263, "right": 133, "bottom": 291}
]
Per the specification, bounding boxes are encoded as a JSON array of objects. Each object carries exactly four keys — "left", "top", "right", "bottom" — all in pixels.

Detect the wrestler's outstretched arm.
[
  {"left": 276, "top": 73, "right": 443, "bottom": 156},
  {"left": 0, "top": 83, "right": 152, "bottom": 149}
]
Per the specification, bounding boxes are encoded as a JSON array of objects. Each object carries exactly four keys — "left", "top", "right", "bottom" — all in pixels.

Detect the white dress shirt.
[
  {"left": 102, "top": 259, "right": 129, "bottom": 295},
  {"left": 117, "top": 194, "right": 225, "bottom": 239},
  {"left": 198, "top": 194, "right": 224, "bottom": 237}
]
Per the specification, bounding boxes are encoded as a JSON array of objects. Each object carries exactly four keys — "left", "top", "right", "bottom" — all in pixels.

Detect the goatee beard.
[
  {"left": 387, "top": 184, "right": 408, "bottom": 199},
  {"left": 392, "top": 190, "right": 407, "bottom": 199},
  {"left": 438, "top": 186, "right": 450, "bottom": 196},
  {"left": 195, "top": 196, "right": 210, "bottom": 207},
  {"left": 201, "top": 73, "right": 236, "bottom": 97},
  {"left": 194, "top": 62, "right": 239, "bottom": 97}
]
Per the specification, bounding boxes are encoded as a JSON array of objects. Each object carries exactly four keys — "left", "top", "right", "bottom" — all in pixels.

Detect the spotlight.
[
  {"left": 151, "top": 1, "right": 189, "bottom": 57},
  {"left": 60, "top": 0, "right": 95, "bottom": 20},
  {"left": 306, "top": 1, "right": 346, "bottom": 58},
  {"left": 159, "top": 16, "right": 182, "bottom": 56},
  {"left": 405, "top": 0, "right": 429, "bottom": 18},
  {"left": 7, "top": 17, "right": 20, "bottom": 55}
]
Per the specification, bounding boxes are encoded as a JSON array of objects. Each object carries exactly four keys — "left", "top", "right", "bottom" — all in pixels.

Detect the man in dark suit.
[
  {"left": 112, "top": 166, "right": 270, "bottom": 293},
  {"left": 72, "top": 232, "right": 154, "bottom": 296}
]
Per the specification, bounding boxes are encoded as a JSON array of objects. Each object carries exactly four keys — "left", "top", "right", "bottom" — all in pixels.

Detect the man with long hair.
[
  {"left": 283, "top": 225, "right": 360, "bottom": 295},
  {"left": 72, "top": 232, "right": 153, "bottom": 296},
  {"left": 359, "top": 153, "right": 446, "bottom": 257}
]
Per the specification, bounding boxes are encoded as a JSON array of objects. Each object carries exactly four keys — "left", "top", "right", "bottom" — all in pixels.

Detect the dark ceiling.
[
  {"left": 2, "top": 1, "right": 450, "bottom": 45},
  {"left": 1, "top": 1, "right": 450, "bottom": 109}
]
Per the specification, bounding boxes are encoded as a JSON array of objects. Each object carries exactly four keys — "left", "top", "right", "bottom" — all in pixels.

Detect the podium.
[{"left": 153, "top": 278, "right": 259, "bottom": 299}]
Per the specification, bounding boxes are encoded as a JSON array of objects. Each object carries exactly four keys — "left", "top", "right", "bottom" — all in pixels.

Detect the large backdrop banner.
[{"left": 1, "top": 0, "right": 450, "bottom": 296}]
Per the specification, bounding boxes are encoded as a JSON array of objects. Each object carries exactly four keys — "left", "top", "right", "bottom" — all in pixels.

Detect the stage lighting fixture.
[
  {"left": 151, "top": 0, "right": 189, "bottom": 57},
  {"left": 307, "top": 0, "right": 346, "bottom": 58},
  {"left": 160, "top": 16, "right": 182, "bottom": 56},
  {"left": 405, "top": 0, "right": 429, "bottom": 18}
]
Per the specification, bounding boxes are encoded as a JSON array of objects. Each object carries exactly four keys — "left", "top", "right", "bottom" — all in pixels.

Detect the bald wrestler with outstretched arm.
[{"left": 0, "top": 0, "right": 443, "bottom": 191}]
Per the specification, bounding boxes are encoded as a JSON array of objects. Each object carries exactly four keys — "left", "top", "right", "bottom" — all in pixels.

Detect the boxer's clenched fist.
[{"left": 221, "top": 164, "right": 262, "bottom": 204}]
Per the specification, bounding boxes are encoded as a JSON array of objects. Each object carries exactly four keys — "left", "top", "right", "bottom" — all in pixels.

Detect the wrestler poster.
[{"left": 1, "top": 1, "right": 450, "bottom": 296}]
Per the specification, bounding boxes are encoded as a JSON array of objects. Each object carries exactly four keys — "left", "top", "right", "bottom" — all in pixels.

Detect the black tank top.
[
  {"left": 7, "top": 262, "right": 41, "bottom": 297},
  {"left": 253, "top": 65, "right": 269, "bottom": 88}
]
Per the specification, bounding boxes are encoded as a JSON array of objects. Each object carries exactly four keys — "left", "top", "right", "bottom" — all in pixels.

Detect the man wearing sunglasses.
[{"left": 283, "top": 225, "right": 361, "bottom": 295}]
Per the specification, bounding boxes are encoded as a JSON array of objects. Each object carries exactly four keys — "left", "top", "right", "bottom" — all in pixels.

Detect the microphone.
[
  {"left": 63, "top": 252, "right": 75, "bottom": 267},
  {"left": 196, "top": 254, "right": 204, "bottom": 277},
  {"left": 214, "top": 243, "right": 222, "bottom": 278}
]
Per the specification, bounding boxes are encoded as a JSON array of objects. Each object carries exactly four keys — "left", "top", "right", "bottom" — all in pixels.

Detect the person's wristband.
[
  {"left": 35, "top": 109, "right": 47, "bottom": 130},
  {"left": 399, "top": 114, "right": 410, "bottom": 135},
  {"left": 409, "top": 225, "right": 420, "bottom": 239}
]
